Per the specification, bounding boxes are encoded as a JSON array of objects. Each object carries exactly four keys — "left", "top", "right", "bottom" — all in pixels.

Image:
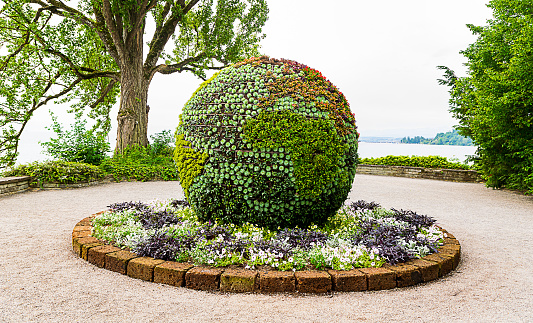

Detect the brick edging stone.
[{"left": 73, "top": 212, "right": 461, "bottom": 294}]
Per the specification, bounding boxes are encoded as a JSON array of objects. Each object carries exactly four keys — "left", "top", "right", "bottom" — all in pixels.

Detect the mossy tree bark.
[{"left": 115, "top": 29, "right": 150, "bottom": 153}]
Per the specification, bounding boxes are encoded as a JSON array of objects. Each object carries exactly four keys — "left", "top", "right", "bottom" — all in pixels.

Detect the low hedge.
[
  {"left": 359, "top": 155, "right": 471, "bottom": 170},
  {"left": 99, "top": 146, "right": 178, "bottom": 182},
  {"left": 2, "top": 160, "right": 105, "bottom": 186},
  {"left": 3, "top": 146, "right": 179, "bottom": 185}
]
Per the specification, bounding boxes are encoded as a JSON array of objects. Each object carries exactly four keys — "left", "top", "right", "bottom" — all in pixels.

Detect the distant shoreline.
[{"left": 358, "top": 140, "right": 474, "bottom": 147}]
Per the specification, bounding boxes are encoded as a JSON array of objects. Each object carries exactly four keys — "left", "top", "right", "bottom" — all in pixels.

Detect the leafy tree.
[
  {"left": 401, "top": 130, "right": 473, "bottom": 146},
  {"left": 439, "top": 0, "right": 533, "bottom": 193},
  {"left": 0, "top": 0, "right": 268, "bottom": 170}
]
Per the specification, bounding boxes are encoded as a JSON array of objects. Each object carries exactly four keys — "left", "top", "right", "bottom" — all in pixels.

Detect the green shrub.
[
  {"left": 359, "top": 155, "right": 471, "bottom": 170},
  {"left": 3, "top": 160, "right": 105, "bottom": 185},
  {"left": 150, "top": 130, "right": 175, "bottom": 156},
  {"left": 175, "top": 56, "right": 359, "bottom": 229},
  {"left": 40, "top": 112, "right": 110, "bottom": 165},
  {"left": 100, "top": 145, "right": 178, "bottom": 182}
]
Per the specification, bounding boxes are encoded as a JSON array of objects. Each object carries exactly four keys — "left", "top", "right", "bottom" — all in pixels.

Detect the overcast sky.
[{"left": 16, "top": 0, "right": 493, "bottom": 163}]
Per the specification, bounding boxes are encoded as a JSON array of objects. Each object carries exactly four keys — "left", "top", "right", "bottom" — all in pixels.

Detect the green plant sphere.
[{"left": 174, "top": 56, "right": 359, "bottom": 229}]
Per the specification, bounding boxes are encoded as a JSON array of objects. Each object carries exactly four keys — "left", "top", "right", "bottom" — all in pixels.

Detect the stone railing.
[
  {"left": 356, "top": 164, "right": 482, "bottom": 183},
  {"left": 0, "top": 176, "right": 31, "bottom": 196}
]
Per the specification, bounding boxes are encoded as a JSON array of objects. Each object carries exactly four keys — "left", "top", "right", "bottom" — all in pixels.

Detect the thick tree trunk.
[
  {"left": 115, "top": 30, "right": 150, "bottom": 155},
  {"left": 115, "top": 68, "right": 150, "bottom": 154}
]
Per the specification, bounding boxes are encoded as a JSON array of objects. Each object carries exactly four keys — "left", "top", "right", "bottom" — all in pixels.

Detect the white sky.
[{"left": 16, "top": 0, "right": 493, "bottom": 164}]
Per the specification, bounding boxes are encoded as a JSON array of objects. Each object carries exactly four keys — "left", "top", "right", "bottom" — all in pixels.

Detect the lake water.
[
  {"left": 358, "top": 142, "right": 477, "bottom": 163},
  {"left": 14, "top": 140, "right": 477, "bottom": 166}
]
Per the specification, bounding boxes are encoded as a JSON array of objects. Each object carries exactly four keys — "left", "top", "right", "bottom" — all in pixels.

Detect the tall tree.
[
  {"left": 0, "top": 0, "right": 268, "bottom": 169},
  {"left": 439, "top": 0, "right": 533, "bottom": 193}
]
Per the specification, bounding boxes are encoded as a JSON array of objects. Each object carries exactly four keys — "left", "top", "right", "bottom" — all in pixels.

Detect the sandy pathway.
[{"left": 0, "top": 175, "right": 531, "bottom": 322}]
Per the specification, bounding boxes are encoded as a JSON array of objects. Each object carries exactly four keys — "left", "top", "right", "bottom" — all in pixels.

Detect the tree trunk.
[{"left": 115, "top": 30, "right": 150, "bottom": 155}]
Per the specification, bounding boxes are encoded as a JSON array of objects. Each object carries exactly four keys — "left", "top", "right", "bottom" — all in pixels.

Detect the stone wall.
[
  {"left": 356, "top": 164, "right": 482, "bottom": 183},
  {"left": 0, "top": 176, "right": 31, "bottom": 196},
  {"left": 0, "top": 176, "right": 116, "bottom": 197}
]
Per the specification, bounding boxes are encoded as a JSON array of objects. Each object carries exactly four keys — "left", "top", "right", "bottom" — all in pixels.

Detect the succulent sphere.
[{"left": 174, "top": 56, "right": 359, "bottom": 229}]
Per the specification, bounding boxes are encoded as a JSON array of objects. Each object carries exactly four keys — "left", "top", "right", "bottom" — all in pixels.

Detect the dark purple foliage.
[
  {"left": 108, "top": 200, "right": 185, "bottom": 229},
  {"left": 108, "top": 201, "right": 150, "bottom": 212},
  {"left": 170, "top": 199, "right": 190, "bottom": 208},
  {"left": 350, "top": 200, "right": 381, "bottom": 212},
  {"left": 138, "top": 210, "right": 182, "bottom": 230},
  {"left": 390, "top": 208, "right": 436, "bottom": 229},
  {"left": 352, "top": 220, "right": 414, "bottom": 264},
  {"left": 134, "top": 230, "right": 194, "bottom": 261}
]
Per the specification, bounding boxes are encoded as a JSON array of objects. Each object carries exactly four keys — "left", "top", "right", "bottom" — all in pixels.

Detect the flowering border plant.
[{"left": 92, "top": 199, "right": 445, "bottom": 271}]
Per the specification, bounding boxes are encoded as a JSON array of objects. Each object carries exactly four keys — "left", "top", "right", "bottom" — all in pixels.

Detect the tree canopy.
[
  {"left": 401, "top": 130, "right": 474, "bottom": 146},
  {"left": 0, "top": 0, "right": 268, "bottom": 170},
  {"left": 439, "top": 0, "right": 533, "bottom": 193}
]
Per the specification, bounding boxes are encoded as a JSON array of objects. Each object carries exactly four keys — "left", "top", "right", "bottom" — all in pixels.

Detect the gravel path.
[{"left": 0, "top": 175, "right": 532, "bottom": 322}]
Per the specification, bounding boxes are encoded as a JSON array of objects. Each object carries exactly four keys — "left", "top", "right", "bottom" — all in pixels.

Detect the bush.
[
  {"left": 359, "top": 155, "right": 471, "bottom": 170},
  {"left": 99, "top": 145, "right": 178, "bottom": 182},
  {"left": 150, "top": 130, "right": 175, "bottom": 156},
  {"left": 175, "top": 56, "right": 359, "bottom": 229},
  {"left": 40, "top": 112, "right": 110, "bottom": 165},
  {"left": 3, "top": 160, "right": 104, "bottom": 186}
]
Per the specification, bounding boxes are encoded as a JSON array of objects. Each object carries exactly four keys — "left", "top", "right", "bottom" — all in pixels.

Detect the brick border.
[{"left": 73, "top": 213, "right": 461, "bottom": 294}]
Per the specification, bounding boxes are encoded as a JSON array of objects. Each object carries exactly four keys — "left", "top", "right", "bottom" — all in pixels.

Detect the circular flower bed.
[
  {"left": 91, "top": 199, "right": 445, "bottom": 272},
  {"left": 174, "top": 56, "right": 359, "bottom": 229}
]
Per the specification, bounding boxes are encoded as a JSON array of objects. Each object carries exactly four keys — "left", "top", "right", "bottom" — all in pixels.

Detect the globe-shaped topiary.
[{"left": 174, "top": 56, "right": 359, "bottom": 229}]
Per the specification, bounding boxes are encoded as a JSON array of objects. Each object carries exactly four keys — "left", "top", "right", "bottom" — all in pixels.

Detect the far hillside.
[{"left": 401, "top": 130, "right": 474, "bottom": 146}]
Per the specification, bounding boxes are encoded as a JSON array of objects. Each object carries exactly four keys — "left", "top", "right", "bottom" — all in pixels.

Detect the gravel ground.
[{"left": 0, "top": 174, "right": 532, "bottom": 322}]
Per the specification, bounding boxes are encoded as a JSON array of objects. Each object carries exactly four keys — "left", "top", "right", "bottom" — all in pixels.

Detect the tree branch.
[
  {"left": 145, "top": 0, "right": 201, "bottom": 71},
  {"left": 151, "top": 53, "right": 227, "bottom": 79},
  {"left": 92, "top": 4, "right": 120, "bottom": 65},
  {"left": 0, "top": 73, "right": 84, "bottom": 169},
  {"left": 183, "top": 0, "right": 200, "bottom": 14},
  {"left": 41, "top": 47, "right": 119, "bottom": 81},
  {"left": 89, "top": 79, "right": 118, "bottom": 109},
  {"left": 102, "top": 0, "right": 125, "bottom": 63},
  {"left": 30, "top": 0, "right": 95, "bottom": 28},
  {"left": 1, "top": 4, "right": 55, "bottom": 71},
  {"left": 151, "top": 1, "right": 171, "bottom": 46}
]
